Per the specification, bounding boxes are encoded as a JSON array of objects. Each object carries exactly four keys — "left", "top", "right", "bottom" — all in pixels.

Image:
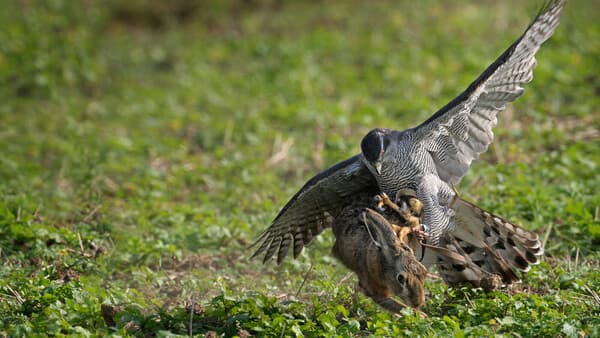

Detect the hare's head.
[{"left": 363, "top": 208, "right": 427, "bottom": 308}]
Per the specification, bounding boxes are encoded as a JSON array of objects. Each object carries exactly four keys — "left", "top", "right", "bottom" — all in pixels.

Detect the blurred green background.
[{"left": 0, "top": 0, "right": 598, "bottom": 336}]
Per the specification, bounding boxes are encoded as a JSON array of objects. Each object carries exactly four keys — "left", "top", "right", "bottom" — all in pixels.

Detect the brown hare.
[{"left": 331, "top": 199, "right": 427, "bottom": 316}]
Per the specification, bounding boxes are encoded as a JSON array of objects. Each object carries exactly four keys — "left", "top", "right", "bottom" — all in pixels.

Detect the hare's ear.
[{"left": 362, "top": 208, "right": 398, "bottom": 255}]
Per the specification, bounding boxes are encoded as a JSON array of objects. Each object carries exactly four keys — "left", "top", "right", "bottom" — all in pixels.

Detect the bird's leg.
[
  {"left": 394, "top": 191, "right": 427, "bottom": 240},
  {"left": 373, "top": 192, "right": 401, "bottom": 213},
  {"left": 374, "top": 192, "right": 419, "bottom": 223},
  {"left": 416, "top": 174, "right": 456, "bottom": 246},
  {"left": 390, "top": 224, "right": 412, "bottom": 244},
  {"left": 374, "top": 192, "right": 426, "bottom": 242},
  {"left": 411, "top": 225, "right": 427, "bottom": 241}
]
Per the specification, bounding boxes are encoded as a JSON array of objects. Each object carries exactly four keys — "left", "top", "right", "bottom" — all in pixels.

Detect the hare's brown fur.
[{"left": 331, "top": 194, "right": 427, "bottom": 313}]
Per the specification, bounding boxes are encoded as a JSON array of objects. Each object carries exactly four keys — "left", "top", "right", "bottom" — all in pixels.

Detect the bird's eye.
[
  {"left": 383, "top": 136, "right": 390, "bottom": 150},
  {"left": 397, "top": 273, "right": 405, "bottom": 285}
]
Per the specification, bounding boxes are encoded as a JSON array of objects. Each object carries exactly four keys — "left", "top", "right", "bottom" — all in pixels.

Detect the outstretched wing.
[
  {"left": 252, "top": 155, "right": 377, "bottom": 264},
  {"left": 411, "top": 0, "right": 566, "bottom": 185}
]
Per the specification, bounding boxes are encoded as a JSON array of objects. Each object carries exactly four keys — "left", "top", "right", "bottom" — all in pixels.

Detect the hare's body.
[{"left": 331, "top": 194, "right": 427, "bottom": 312}]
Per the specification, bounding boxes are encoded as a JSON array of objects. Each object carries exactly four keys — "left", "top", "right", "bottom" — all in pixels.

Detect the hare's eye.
[{"left": 396, "top": 273, "right": 405, "bottom": 285}]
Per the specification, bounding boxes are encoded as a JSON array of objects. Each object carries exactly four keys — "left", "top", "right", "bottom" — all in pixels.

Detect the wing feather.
[
  {"left": 251, "top": 155, "right": 376, "bottom": 264},
  {"left": 412, "top": 0, "right": 566, "bottom": 184}
]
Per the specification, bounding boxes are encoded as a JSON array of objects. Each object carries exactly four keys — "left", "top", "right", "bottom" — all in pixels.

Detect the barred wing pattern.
[
  {"left": 412, "top": 0, "right": 565, "bottom": 185},
  {"left": 251, "top": 155, "right": 377, "bottom": 264}
]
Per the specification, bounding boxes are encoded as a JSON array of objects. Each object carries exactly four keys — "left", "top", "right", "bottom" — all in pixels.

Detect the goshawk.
[{"left": 252, "top": 0, "right": 566, "bottom": 274}]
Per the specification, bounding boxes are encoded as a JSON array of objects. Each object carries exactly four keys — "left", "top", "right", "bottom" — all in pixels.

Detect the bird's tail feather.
[
  {"left": 421, "top": 237, "right": 516, "bottom": 287},
  {"left": 450, "top": 197, "right": 543, "bottom": 273}
]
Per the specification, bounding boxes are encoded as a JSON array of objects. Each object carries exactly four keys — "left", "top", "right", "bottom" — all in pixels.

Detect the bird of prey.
[{"left": 252, "top": 0, "right": 566, "bottom": 275}]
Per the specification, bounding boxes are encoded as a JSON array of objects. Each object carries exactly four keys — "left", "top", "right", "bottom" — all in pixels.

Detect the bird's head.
[{"left": 360, "top": 128, "right": 392, "bottom": 175}]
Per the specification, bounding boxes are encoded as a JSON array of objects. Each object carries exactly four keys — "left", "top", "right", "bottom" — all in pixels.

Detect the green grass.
[{"left": 1, "top": 0, "right": 599, "bottom": 336}]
